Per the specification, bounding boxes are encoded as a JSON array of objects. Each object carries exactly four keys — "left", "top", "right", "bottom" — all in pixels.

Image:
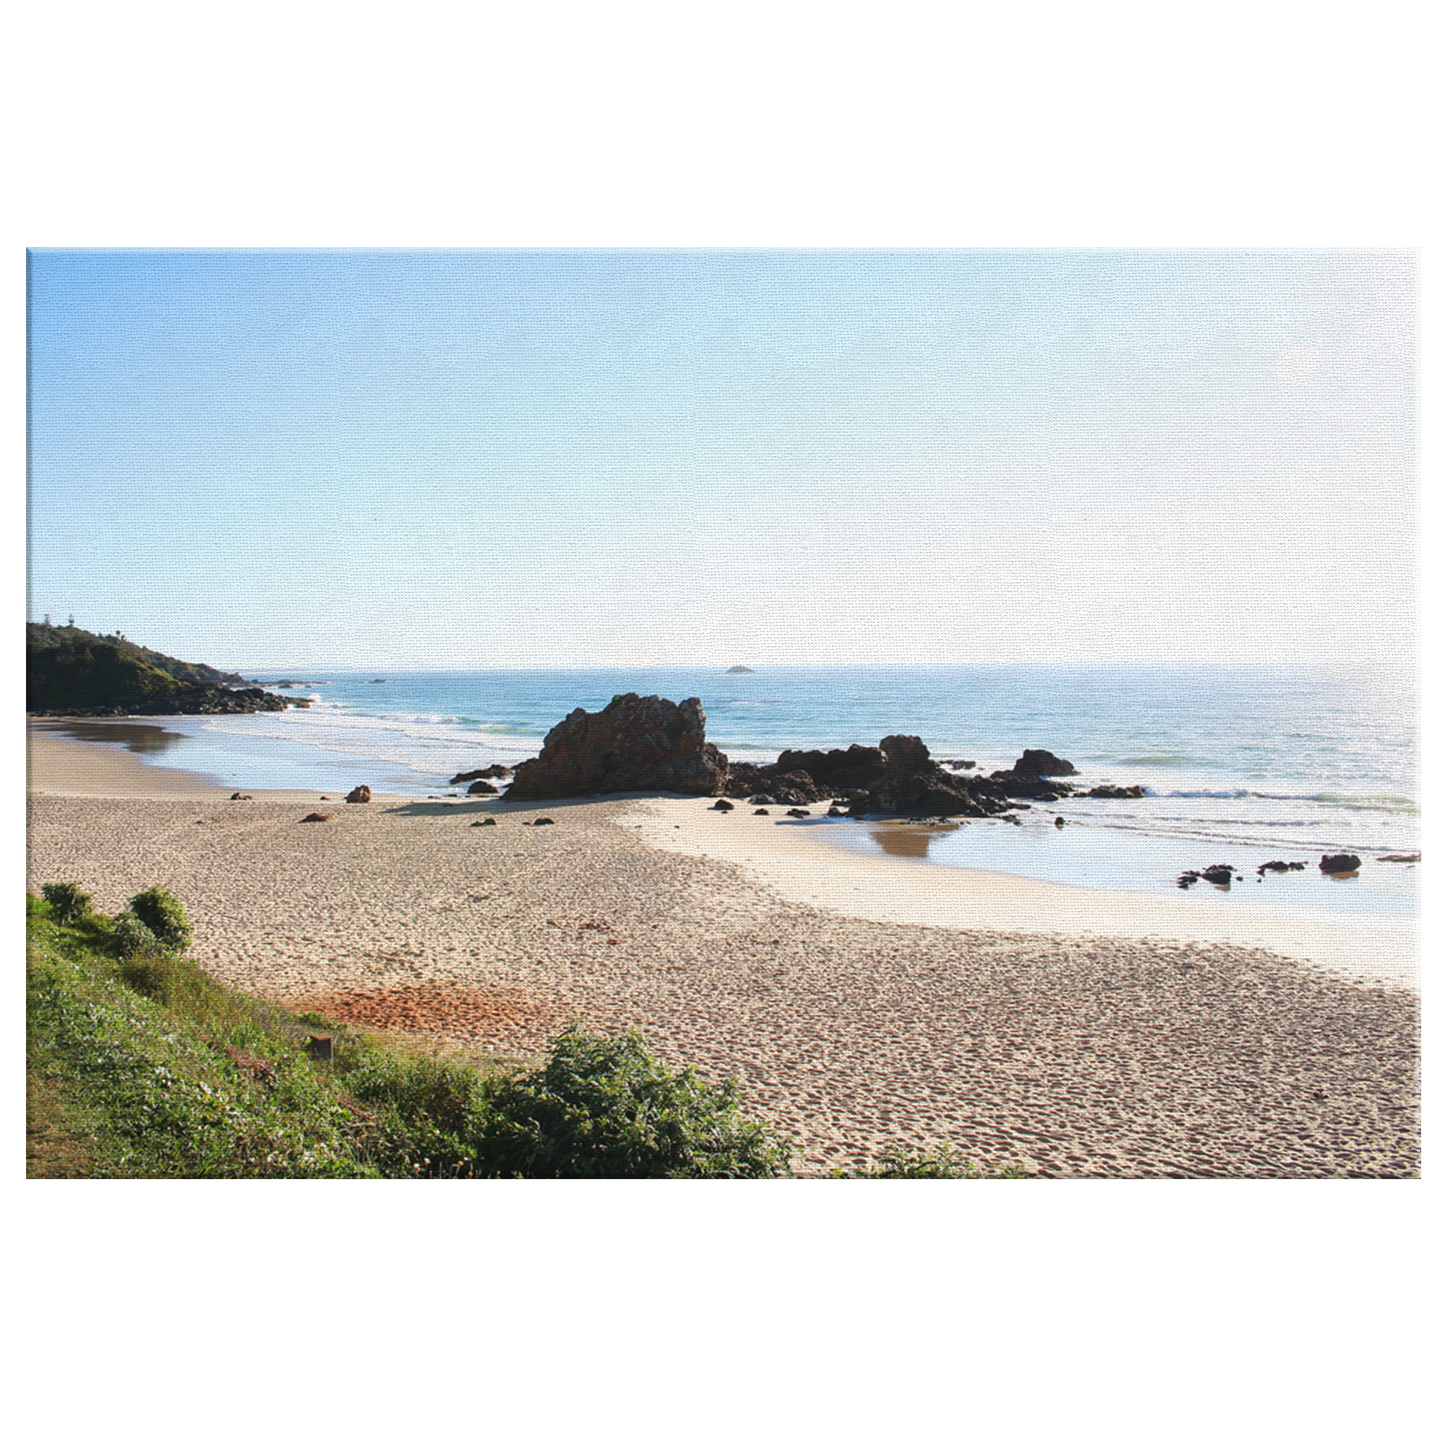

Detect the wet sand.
[{"left": 25, "top": 728, "right": 1420, "bottom": 1178}]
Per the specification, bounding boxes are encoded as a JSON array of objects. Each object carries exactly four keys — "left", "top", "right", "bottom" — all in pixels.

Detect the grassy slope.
[{"left": 26, "top": 895, "right": 1005, "bottom": 1179}]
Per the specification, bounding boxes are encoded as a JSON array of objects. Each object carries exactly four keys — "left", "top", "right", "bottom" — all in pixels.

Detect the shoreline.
[
  {"left": 619, "top": 798, "right": 1418, "bottom": 989},
  {"left": 24, "top": 727, "right": 1420, "bottom": 1176},
  {"left": 28, "top": 723, "right": 1418, "bottom": 988}
]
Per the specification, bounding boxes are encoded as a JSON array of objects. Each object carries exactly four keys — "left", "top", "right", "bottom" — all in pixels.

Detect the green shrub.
[
  {"left": 128, "top": 887, "right": 192, "bottom": 951},
  {"left": 472, "top": 1026, "right": 791, "bottom": 1178},
  {"left": 112, "top": 910, "right": 161, "bottom": 959},
  {"left": 41, "top": 881, "right": 92, "bottom": 924}
]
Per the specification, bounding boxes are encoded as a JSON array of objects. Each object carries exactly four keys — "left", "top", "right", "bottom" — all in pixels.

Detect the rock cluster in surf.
[{"left": 465, "top": 693, "right": 1144, "bottom": 817}]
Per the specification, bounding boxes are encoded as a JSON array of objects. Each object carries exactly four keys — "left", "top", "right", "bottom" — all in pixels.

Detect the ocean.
[{"left": 53, "top": 663, "right": 1419, "bottom": 922}]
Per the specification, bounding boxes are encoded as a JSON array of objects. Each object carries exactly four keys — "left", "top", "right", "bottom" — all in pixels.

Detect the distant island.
[
  {"left": 26, "top": 622, "right": 306, "bottom": 717},
  {"left": 725, "top": 666, "right": 756, "bottom": 674}
]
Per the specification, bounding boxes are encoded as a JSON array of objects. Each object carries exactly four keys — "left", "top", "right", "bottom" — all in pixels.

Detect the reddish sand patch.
[{"left": 292, "top": 984, "right": 570, "bottom": 1048}]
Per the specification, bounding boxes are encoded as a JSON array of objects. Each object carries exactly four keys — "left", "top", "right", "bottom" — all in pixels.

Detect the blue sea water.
[{"left": 53, "top": 663, "right": 1418, "bottom": 918}]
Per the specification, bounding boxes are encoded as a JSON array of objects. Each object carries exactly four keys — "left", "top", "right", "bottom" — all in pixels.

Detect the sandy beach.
[{"left": 26, "top": 727, "right": 1420, "bottom": 1177}]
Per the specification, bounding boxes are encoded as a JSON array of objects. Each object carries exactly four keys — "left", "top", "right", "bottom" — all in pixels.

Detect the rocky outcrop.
[
  {"left": 723, "top": 745, "right": 886, "bottom": 801},
  {"left": 466, "top": 780, "right": 499, "bottom": 795},
  {"left": 1178, "top": 864, "right": 1241, "bottom": 889},
  {"left": 31, "top": 684, "right": 301, "bottom": 718},
  {"left": 774, "top": 745, "right": 886, "bottom": 791},
  {"left": 506, "top": 694, "right": 729, "bottom": 800},
  {"left": 1013, "top": 749, "right": 1078, "bottom": 777},
  {"left": 853, "top": 735, "right": 1017, "bottom": 818},
  {"left": 449, "top": 764, "right": 512, "bottom": 785}
]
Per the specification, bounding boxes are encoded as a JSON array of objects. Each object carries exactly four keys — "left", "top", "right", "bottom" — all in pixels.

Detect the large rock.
[
  {"left": 774, "top": 745, "right": 886, "bottom": 791},
  {"left": 449, "top": 764, "right": 512, "bottom": 784},
  {"left": 722, "top": 745, "right": 886, "bottom": 801},
  {"left": 987, "top": 750, "right": 1079, "bottom": 801},
  {"left": 1012, "top": 749, "right": 1078, "bottom": 777},
  {"left": 855, "top": 735, "right": 1015, "bottom": 818},
  {"left": 506, "top": 694, "right": 729, "bottom": 800}
]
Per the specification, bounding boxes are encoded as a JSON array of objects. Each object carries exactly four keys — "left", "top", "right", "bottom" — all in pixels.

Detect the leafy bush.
[
  {"left": 129, "top": 887, "right": 192, "bottom": 951},
  {"left": 472, "top": 1026, "right": 791, "bottom": 1178},
  {"left": 112, "top": 910, "right": 161, "bottom": 959},
  {"left": 41, "top": 881, "right": 92, "bottom": 924},
  {"left": 118, "top": 950, "right": 184, "bottom": 1001}
]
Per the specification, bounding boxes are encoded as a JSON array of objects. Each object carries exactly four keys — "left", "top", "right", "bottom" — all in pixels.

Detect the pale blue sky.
[{"left": 27, "top": 249, "right": 1414, "bottom": 669}]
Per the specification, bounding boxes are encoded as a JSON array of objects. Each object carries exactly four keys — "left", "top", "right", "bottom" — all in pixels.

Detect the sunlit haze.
[{"left": 27, "top": 249, "right": 1415, "bottom": 671}]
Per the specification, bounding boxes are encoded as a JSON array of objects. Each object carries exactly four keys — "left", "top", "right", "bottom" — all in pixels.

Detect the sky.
[{"left": 26, "top": 248, "right": 1416, "bottom": 670}]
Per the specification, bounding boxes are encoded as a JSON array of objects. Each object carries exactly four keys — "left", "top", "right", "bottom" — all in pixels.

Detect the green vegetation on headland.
[
  {"left": 26, "top": 622, "right": 305, "bottom": 716},
  {"left": 26, "top": 888, "right": 1010, "bottom": 1179}
]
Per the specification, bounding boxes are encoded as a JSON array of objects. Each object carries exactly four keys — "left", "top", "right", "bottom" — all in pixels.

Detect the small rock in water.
[
  {"left": 1320, "top": 853, "right": 1361, "bottom": 874},
  {"left": 1199, "top": 864, "right": 1235, "bottom": 886},
  {"left": 1258, "top": 860, "right": 1307, "bottom": 875},
  {"left": 1054, "top": 816, "right": 1066, "bottom": 828},
  {"left": 467, "top": 779, "right": 499, "bottom": 795},
  {"left": 1377, "top": 853, "right": 1420, "bottom": 863}
]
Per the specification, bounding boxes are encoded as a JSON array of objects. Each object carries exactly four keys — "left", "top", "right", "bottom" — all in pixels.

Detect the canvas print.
[{"left": 25, "top": 248, "right": 1418, "bottom": 1178}]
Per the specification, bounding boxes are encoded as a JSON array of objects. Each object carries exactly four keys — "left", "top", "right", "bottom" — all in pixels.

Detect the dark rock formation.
[
  {"left": 1258, "top": 860, "right": 1307, "bottom": 875},
  {"left": 754, "top": 808, "right": 769, "bottom": 815},
  {"left": 855, "top": 735, "right": 1018, "bottom": 818},
  {"left": 449, "top": 764, "right": 512, "bottom": 784},
  {"left": 533, "top": 817, "right": 555, "bottom": 826},
  {"left": 230, "top": 792, "right": 253, "bottom": 801},
  {"left": 300, "top": 812, "right": 330, "bottom": 823},
  {"left": 31, "top": 684, "right": 301, "bottom": 718},
  {"left": 506, "top": 694, "right": 728, "bottom": 800},
  {"left": 1179, "top": 864, "right": 1239, "bottom": 888},
  {"left": 774, "top": 746, "right": 886, "bottom": 791},
  {"left": 472, "top": 818, "right": 497, "bottom": 827},
  {"left": 1013, "top": 749, "right": 1078, "bottom": 777},
  {"left": 723, "top": 746, "right": 886, "bottom": 801},
  {"left": 1084, "top": 784, "right": 1146, "bottom": 799},
  {"left": 1320, "top": 853, "right": 1362, "bottom": 874},
  {"left": 785, "top": 808, "right": 811, "bottom": 818},
  {"left": 467, "top": 780, "right": 499, "bottom": 795},
  {"left": 345, "top": 785, "right": 372, "bottom": 804},
  {"left": 712, "top": 799, "right": 735, "bottom": 811}
]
